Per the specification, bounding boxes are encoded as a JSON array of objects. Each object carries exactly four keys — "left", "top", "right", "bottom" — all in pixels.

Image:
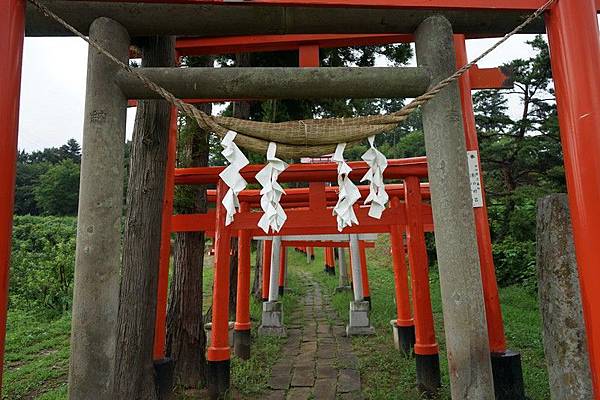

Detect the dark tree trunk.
[
  {"left": 252, "top": 239, "right": 264, "bottom": 301},
  {"left": 113, "top": 36, "right": 175, "bottom": 400},
  {"left": 166, "top": 58, "right": 212, "bottom": 388}
]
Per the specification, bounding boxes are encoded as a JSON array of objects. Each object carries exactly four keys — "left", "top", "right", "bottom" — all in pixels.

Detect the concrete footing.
[
  {"left": 205, "top": 321, "right": 235, "bottom": 347},
  {"left": 390, "top": 321, "right": 416, "bottom": 356},
  {"left": 207, "top": 359, "right": 230, "bottom": 400},
  {"left": 346, "top": 301, "right": 375, "bottom": 336},
  {"left": 154, "top": 357, "right": 174, "bottom": 398},
  {"left": 258, "top": 301, "right": 287, "bottom": 337},
  {"left": 491, "top": 350, "right": 525, "bottom": 400},
  {"left": 233, "top": 329, "right": 252, "bottom": 360},
  {"left": 416, "top": 353, "right": 442, "bottom": 395}
]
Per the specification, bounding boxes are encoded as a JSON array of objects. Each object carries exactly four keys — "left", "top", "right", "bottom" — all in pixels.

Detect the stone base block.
[
  {"left": 491, "top": 350, "right": 525, "bottom": 400},
  {"left": 205, "top": 321, "right": 235, "bottom": 347},
  {"left": 346, "top": 301, "right": 375, "bottom": 336},
  {"left": 258, "top": 301, "right": 287, "bottom": 337},
  {"left": 390, "top": 321, "right": 415, "bottom": 356}
]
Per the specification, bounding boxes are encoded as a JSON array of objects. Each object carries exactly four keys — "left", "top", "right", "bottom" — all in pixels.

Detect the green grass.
[
  {"left": 289, "top": 236, "right": 550, "bottom": 400},
  {"left": 2, "top": 252, "right": 306, "bottom": 399}
]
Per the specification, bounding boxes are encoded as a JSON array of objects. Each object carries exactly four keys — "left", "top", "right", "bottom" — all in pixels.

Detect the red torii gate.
[{"left": 3, "top": 0, "right": 600, "bottom": 398}]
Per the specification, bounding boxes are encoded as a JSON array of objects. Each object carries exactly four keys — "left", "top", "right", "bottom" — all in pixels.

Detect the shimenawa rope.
[{"left": 27, "top": 0, "right": 556, "bottom": 158}]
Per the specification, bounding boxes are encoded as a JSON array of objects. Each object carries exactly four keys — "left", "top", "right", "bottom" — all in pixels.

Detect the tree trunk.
[
  {"left": 252, "top": 239, "right": 263, "bottom": 301},
  {"left": 166, "top": 58, "right": 212, "bottom": 388},
  {"left": 113, "top": 36, "right": 174, "bottom": 400}
]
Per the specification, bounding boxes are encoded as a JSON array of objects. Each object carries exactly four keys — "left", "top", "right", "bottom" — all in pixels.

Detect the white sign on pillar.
[{"left": 467, "top": 151, "right": 484, "bottom": 208}]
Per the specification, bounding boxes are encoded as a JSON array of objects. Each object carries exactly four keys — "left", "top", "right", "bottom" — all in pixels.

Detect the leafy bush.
[
  {"left": 10, "top": 216, "right": 76, "bottom": 315},
  {"left": 492, "top": 237, "right": 537, "bottom": 290}
]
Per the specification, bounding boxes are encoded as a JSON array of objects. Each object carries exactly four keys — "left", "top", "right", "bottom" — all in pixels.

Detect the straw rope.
[{"left": 28, "top": 0, "right": 557, "bottom": 158}]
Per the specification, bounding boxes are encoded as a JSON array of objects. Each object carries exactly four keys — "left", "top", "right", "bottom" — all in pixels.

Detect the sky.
[{"left": 17, "top": 34, "right": 541, "bottom": 152}]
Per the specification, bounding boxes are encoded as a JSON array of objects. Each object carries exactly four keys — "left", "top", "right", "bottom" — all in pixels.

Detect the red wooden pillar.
[
  {"left": 325, "top": 247, "right": 335, "bottom": 275},
  {"left": 207, "top": 179, "right": 233, "bottom": 396},
  {"left": 278, "top": 245, "right": 286, "bottom": 294},
  {"left": 454, "top": 34, "right": 507, "bottom": 355},
  {"left": 262, "top": 239, "right": 273, "bottom": 301},
  {"left": 0, "top": 0, "right": 25, "bottom": 393},
  {"left": 234, "top": 203, "right": 252, "bottom": 359},
  {"left": 390, "top": 198, "right": 414, "bottom": 326},
  {"left": 404, "top": 176, "right": 440, "bottom": 390},
  {"left": 153, "top": 108, "right": 178, "bottom": 360},
  {"left": 546, "top": 1, "right": 600, "bottom": 394},
  {"left": 359, "top": 241, "right": 371, "bottom": 303}
]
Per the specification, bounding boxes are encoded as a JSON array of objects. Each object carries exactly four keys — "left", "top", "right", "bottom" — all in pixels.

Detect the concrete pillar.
[
  {"left": 260, "top": 237, "right": 285, "bottom": 336},
  {"left": 537, "top": 194, "right": 593, "bottom": 400},
  {"left": 347, "top": 235, "right": 374, "bottom": 336},
  {"left": 415, "top": 15, "right": 494, "bottom": 399},
  {"left": 68, "top": 17, "right": 129, "bottom": 400}
]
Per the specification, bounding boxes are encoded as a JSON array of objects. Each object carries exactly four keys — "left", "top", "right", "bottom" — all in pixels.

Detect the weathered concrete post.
[
  {"left": 68, "top": 17, "right": 129, "bottom": 400},
  {"left": 336, "top": 247, "right": 351, "bottom": 292},
  {"left": 259, "top": 237, "right": 286, "bottom": 336},
  {"left": 347, "top": 235, "right": 374, "bottom": 336},
  {"left": 415, "top": 15, "right": 494, "bottom": 399},
  {"left": 537, "top": 194, "right": 593, "bottom": 400}
]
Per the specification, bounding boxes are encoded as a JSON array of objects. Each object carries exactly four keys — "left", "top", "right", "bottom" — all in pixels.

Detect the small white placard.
[{"left": 467, "top": 151, "right": 484, "bottom": 208}]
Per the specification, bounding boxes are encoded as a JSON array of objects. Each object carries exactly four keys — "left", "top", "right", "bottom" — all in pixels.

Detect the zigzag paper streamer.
[
  {"left": 218, "top": 131, "right": 249, "bottom": 225},
  {"left": 256, "top": 142, "right": 288, "bottom": 233},
  {"left": 361, "top": 136, "right": 389, "bottom": 219},
  {"left": 332, "top": 143, "right": 361, "bottom": 232}
]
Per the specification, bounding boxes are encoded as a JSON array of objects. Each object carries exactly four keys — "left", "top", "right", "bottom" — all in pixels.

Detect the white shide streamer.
[
  {"left": 332, "top": 143, "right": 361, "bottom": 232},
  {"left": 218, "top": 131, "right": 249, "bottom": 225},
  {"left": 256, "top": 142, "right": 289, "bottom": 233},
  {"left": 361, "top": 136, "right": 389, "bottom": 219}
]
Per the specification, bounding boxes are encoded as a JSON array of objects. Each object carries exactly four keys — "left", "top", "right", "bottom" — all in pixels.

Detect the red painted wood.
[
  {"left": 207, "top": 180, "right": 233, "bottom": 361},
  {"left": 262, "top": 240, "right": 273, "bottom": 300},
  {"left": 359, "top": 241, "right": 370, "bottom": 298},
  {"left": 546, "top": 0, "right": 600, "bottom": 393},
  {"left": 390, "top": 197, "right": 413, "bottom": 327},
  {"left": 404, "top": 176, "right": 438, "bottom": 356},
  {"left": 455, "top": 34, "right": 507, "bottom": 354},
  {"left": 0, "top": 0, "right": 25, "bottom": 392},
  {"left": 235, "top": 203, "right": 252, "bottom": 331}
]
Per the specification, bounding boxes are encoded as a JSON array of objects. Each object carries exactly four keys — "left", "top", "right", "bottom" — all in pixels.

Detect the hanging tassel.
[
  {"left": 218, "top": 131, "right": 249, "bottom": 225},
  {"left": 332, "top": 143, "right": 361, "bottom": 232},
  {"left": 256, "top": 142, "right": 288, "bottom": 233},
  {"left": 361, "top": 136, "right": 389, "bottom": 219}
]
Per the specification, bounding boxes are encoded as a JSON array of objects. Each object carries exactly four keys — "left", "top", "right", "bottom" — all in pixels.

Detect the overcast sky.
[{"left": 17, "top": 35, "right": 541, "bottom": 151}]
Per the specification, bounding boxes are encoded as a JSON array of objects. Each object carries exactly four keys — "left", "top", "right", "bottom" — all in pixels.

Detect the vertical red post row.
[
  {"left": 278, "top": 245, "right": 286, "bottom": 293},
  {"left": 0, "top": 0, "right": 25, "bottom": 393},
  {"left": 234, "top": 203, "right": 252, "bottom": 359},
  {"left": 359, "top": 241, "right": 371, "bottom": 303},
  {"left": 207, "top": 179, "right": 233, "bottom": 394},
  {"left": 153, "top": 108, "right": 178, "bottom": 360},
  {"left": 262, "top": 240, "right": 273, "bottom": 301},
  {"left": 546, "top": 1, "right": 600, "bottom": 394},
  {"left": 454, "top": 35, "right": 507, "bottom": 354},
  {"left": 389, "top": 197, "right": 413, "bottom": 327}
]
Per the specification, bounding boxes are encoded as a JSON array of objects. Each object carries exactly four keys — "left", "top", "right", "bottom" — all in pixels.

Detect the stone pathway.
[{"left": 264, "top": 272, "right": 364, "bottom": 400}]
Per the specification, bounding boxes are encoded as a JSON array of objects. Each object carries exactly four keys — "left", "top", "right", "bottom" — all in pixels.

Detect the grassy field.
[
  {"left": 289, "top": 236, "right": 550, "bottom": 400},
  {"left": 2, "top": 257, "right": 304, "bottom": 400},
  {"left": 3, "top": 237, "right": 549, "bottom": 399}
]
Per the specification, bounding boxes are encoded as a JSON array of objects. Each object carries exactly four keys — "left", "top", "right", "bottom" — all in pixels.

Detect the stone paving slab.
[{"left": 262, "top": 271, "right": 364, "bottom": 399}]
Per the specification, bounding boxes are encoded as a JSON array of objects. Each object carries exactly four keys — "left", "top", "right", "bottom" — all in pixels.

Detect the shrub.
[
  {"left": 492, "top": 237, "right": 537, "bottom": 290},
  {"left": 9, "top": 215, "right": 76, "bottom": 316}
]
